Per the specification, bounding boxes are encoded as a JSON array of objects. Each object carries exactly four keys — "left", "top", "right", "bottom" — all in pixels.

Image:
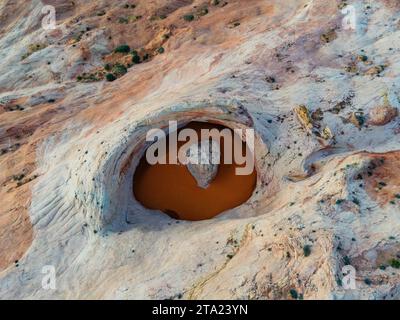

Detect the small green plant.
[
  {"left": 112, "top": 63, "right": 127, "bottom": 76},
  {"left": 183, "top": 14, "right": 195, "bottom": 22},
  {"left": 303, "top": 245, "right": 312, "bottom": 257},
  {"left": 77, "top": 72, "right": 102, "bottom": 82},
  {"left": 21, "top": 43, "right": 47, "bottom": 60},
  {"left": 357, "top": 54, "right": 368, "bottom": 62},
  {"left": 157, "top": 47, "right": 165, "bottom": 54},
  {"left": 198, "top": 8, "right": 209, "bottom": 16},
  {"left": 118, "top": 17, "right": 129, "bottom": 24},
  {"left": 106, "top": 73, "right": 116, "bottom": 82},
  {"left": 355, "top": 113, "right": 365, "bottom": 127},
  {"left": 289, "top": 289, "right": 298, "bottom": 299},
  {"left": 114, "top": 44, "right": 131, "bottom": 53},
  {"left": 343, "top": 256, "right": 351, "bottom": 265},
  {"left": 389, "top": 259, "right": 400, "bottom": 269},
  {"left": 104, "top": 63, "right": 112, "bottom": 71},
  {"left": 13, "top": 174, "right": 25, "bottom": 181},
  {"left": 132, "top": 54, "right": 141, "bottom": 64}
]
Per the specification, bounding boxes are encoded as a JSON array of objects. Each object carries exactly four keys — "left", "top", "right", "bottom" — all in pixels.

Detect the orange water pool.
[{"left": 133, "top": 122, "right": 257, "bottom": 221}]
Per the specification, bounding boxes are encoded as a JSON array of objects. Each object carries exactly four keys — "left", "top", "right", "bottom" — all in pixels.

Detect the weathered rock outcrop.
[{"left": 186, "top": 140, "right": 220, "bottom": 189}]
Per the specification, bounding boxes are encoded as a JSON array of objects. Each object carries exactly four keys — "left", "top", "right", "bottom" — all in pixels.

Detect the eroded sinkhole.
[{"left": 133, "top": 121, "right": 257, "bottom": 221}]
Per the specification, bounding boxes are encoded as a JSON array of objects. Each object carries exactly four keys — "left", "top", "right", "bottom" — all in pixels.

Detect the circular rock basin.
[{"left": 133, "top": 122, "right": 257, "bottom": 221}]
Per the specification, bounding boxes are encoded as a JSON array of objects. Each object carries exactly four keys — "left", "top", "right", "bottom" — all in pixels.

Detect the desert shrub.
[
  {"left": 336, "top": 199, "right": 344, "bottom": 205},
  {"left": 132, "top": 54, "right": 141, "bottom": 64},
  {"left": 390, "top": 259, "right": 400, "bottom": 269},
  {"left": 183, "top": 14, "right": 195, "bottom": 22},
  {"left": 198, "top": 8, "right": 208, "bottom": 16},
  {"left": 303, "top": 245, "right": 312, "bottom": 257},
  {"left": 114, "top": 44, "right": 130, "bottom": 53},
  {"left": 118, "top": 17, "right": 129, "bottom": 24},
  {"left": 112, "top": 63, "right": 127, "bottom": 76},
  {"left": 157, "top": 47, "right": 165, "bottom": 54},
  {"left": 104, "top": 63, "right": 112, "bottom": 71},
  {"left": 77, "top": 72, "right": 102, "bottom": 82},
  {"left": 106, "top": 73, "right": 116, "bottom": 82},
  {"left": 289, "top": 289, "right": 298, "bottom": 299},
  {"left": 21, "top": 43, "right": 47, "bottom": 60},
  {"left": 343, "top": 256, "right": 351, "bottom": 265},
  {"left": 13, "top": 174, "right": 25, "bottom": 181}
]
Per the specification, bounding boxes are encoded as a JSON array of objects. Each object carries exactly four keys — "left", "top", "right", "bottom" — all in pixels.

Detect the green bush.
[
  {"left": 343, "top": 256, "right": 351, "bottom": 265},
  {"left": 303, "top": 245, "right": 312, "bottom": 257},
  {"left": 198, "top": 8, "right": 209, "bottom": 16},
  {"left": 157, "top": 47, "right": 165, "bottom": 54},
  {"left": 183, "top": 14, "right": 195, "bottom": 22},
  {"left": 132, "top": 54, "right": 141, "bottom": 64},
  {"left": 118, "top": 17, "right": 129, "bottom": 24},
  {"left": 114, "top": 44, "right": 130, "bottom": 53},
  {"left": 106, "top": 73, "right": 116, "bottom": 82},
  {"left": 390, "top": 259, "right": 400, "bottom": 269},
  {"left": 289, "top": 289, "right": 298, "bottom": 299},
  {"left": 112, "top": 63, "right": 127, "bottom": 76}
]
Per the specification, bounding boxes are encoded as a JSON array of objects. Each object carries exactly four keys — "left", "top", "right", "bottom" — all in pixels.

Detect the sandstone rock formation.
[
  {"left": 186, "top": 140, "right": 220, "bottom": 189},
  {"left": 368, "top": 105, "right": 398, "bottom": 126},
  {"left": 0, "top": 0, "right": 400, "bottom": 300}
]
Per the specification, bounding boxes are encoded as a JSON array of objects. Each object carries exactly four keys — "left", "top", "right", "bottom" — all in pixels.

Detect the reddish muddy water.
[{"left": 133, "top": 122, "right": 257, "bottom": 221}]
